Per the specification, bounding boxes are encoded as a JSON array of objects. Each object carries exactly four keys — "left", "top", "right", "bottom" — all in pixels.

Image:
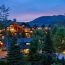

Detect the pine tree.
[
  {"left": 42, "top": 30, "right": 55, "bottom": 65},
  {"left": 29, "top": 29, "right": 45, "bottom": 65},
  {"left": 44, "top": 30, "right": 55, "bottom": 53},
  {"left": 7, "top": 37, "right": 22, "bottom": 65}
]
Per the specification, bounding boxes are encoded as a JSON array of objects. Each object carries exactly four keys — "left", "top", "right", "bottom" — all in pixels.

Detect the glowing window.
[
  {"left": 24, "top": 28, "right": 30, "bottom": 32},
  {"left": 21, "top": 49, "right": 30, "bottom": 54},
  {"left": 0, "top": 41, "right": 4, "bottom": 46},
  {"left": 26, "top": 43, "right": 30, "bottom": 45},
  {"left": 25, "top": 33, "right": 30, "bottom": 38}
]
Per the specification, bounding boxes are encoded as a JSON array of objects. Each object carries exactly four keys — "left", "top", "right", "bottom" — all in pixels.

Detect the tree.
[
  {"left": 53, "top": 27, "right": 65, "bottom": 52},
  {"left": 43, "top": 30, "right": 55, "bottom": 53},
  {"left": 51, "top": 25, "right": 58, "bottom": 36},
  {"left": 51, "top": 63, "right": 62, "bottom": 65},
  {"left": 60, "top": 57, "right": 65, "bottom": 65},
  {"left": 42, "top": 30, "right": 55, "bottom": 65},
  {"left": 29, "top": 29, "right": 45, "bottom": 65},
  {"left": 0, "top": 4, "right": 9, "bottom": 21},
  {"left": 0, "top": 61, "right": 7, "bottom": 65},
  {"left": 0, "top": 22, "right": 4, "bottom": 29},
  {"left": 7, "top": 37, "right": 22, "bottom": 65}
]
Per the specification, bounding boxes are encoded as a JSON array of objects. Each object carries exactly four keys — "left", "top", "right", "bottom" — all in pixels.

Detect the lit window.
[
  {"left": 22, "top": 25, "right": 25, "bottom": 28},
  {"left": 38, "top": 27, "right": 42, "bottom": 30},
  {"left": 0, "top": 41, "right": 4, "bottom": 46},
  {"left": 7, "top": 27, "right": 10, "bottom": 31},
  {"left": 2, "top": 36, "right": 5, "bottom": 39},
  {"left": 10, "top": 28, "right": 16, "bottom": 33},
  {"left": 26, "top": 43, "right": 30, "bottom": 45},
  {"left": 10, "top": 25, "right": 13, "bottom": 27},
  {"left": 44, "top": 27, "right": 48, "bottom": 30},
  {"left": 25, "top": 33, "right": 30, "bottom": 38},
  {"left": 21, "top": 49, "right": 30, "bottom": 54},
  {"left": 30, "top": 31, "right": 33, "bottom": 33},
  {"left": 24, "top": 28, "right": 30, "bottom": 32}
]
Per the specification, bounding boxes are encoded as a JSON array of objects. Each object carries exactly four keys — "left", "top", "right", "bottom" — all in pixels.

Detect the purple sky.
[{"left": 0, "top": 0, "right": 65, "bottom": 22}]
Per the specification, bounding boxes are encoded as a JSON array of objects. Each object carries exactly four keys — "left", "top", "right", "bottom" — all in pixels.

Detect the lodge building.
[{"left": 0, "top": 21, "right": 50, "bottom": 54}]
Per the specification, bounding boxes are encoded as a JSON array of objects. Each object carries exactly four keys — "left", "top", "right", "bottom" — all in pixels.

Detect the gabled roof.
[
  {"left": 16, "top": 22, "right": 24, "bottom": 25},
  {"left": 20, "top": 22, "right": 31, "bottom": 28},
  {"left": 3, "top": 20, "right": 14, "bottom": 28}
]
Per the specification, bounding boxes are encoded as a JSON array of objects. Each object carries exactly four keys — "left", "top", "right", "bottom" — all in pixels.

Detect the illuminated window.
[
  {"left": 2, "top": 36, "right": 5, "bottom": 39},
  {"left": 10, "top": 25, "right": 13, "bottom": 27},
  {"left": 22, "top": 25, "right": 25, "bottom": 28},
  {"left": 7, "top": 27, "right": 10, "bottom": 31},
  {"left": 23, "top": 49, "right": 30, "bottom": 54},
  {"left": 21, "top": 49, "right": 30, "bottom": 54},
  {"left": 25, "top": 33, "right": 30, "bottom": 38},
  {"left": 44, "top": 27, "right": 48, "bottom": 30},
  {"left": 30, "top": 31, "right": 33, "bottom": 34},
  {"left": 0, "top": 41, "right": 4, "bottom": 46},
  {"left": 10, "top": 28, "right": 16, "bottom": 33},
  {"left": 38, "top": 27, "right": 42, "bottom": 30},
  {"left": 24, "top": 28, "right": 30, "bottom": 32},
  {"left": 26, "top": 43, "right": 30, "bottom": 45}
]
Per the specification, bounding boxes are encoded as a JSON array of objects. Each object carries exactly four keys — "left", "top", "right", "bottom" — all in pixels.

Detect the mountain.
[{"left": 28, "top": 15, "right": 65, "bottom": 26}]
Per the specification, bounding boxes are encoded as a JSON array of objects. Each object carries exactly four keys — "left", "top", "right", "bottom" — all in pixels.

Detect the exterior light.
[
  {"left": 30, "top": 31, "right": 33, "bottom": 33},
  {"left": 44, "top": 27, "right": 48, "bottom": 30},
  {"left": 26, "top": 43, "right": 30, "bottom": 45},
  {"left": 38, "top": 27, "right": 42, "bottom": 30},
  {"left": 62, "top": 50, "right": 65, "bottom": 54}
]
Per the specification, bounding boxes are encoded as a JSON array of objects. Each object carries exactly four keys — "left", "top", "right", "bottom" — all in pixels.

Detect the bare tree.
[{"left": 0, "top": 5, "right": 9, "bottom": 21}]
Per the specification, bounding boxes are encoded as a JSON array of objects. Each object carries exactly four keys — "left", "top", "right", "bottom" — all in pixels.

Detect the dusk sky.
[{"left": 0, "top": 0, "right": 65, "bottom": 22}]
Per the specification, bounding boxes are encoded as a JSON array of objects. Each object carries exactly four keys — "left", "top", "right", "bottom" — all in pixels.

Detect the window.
[
  {"left": 21, "top": 49, "right": 30, "bottom": 54},
  {"left": 25, "top": 33, "right": 30, "bottom": 38},
  {"left": 26, "top": 43, "right": 30, "bottom": 45}
]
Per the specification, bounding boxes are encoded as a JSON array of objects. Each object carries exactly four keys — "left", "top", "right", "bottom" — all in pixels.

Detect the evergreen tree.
[
  {"left": 42, "top": 30, "right": 55, "bottom": 65},
  {"left": 60, "top": 57, "right": 65, "bottom": 65},
  {"left": 22, "top": 31, "right": 25, "bottom": 38},
  {"left": 53, "top": 27, "right": 65, "bottom": 52},
  {"left": 29, "top": 29, "right": 45, "bottom": 65},
  {"left": 7, "top": 37, "right": 22, "bottom": 65},
  {"left": 0, "top": 22, "right": 4, "bottom": 30},
  {"left": 44, "top": 30, "right": 55, "bottom": 53}
]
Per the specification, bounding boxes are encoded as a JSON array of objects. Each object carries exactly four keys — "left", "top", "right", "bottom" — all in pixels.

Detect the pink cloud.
[
  {"left": 9, "top": 12, "right": 53, "bottom": 22},
  {"left": 9, "top": 10, "right": 64, "bottom": 22}
]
